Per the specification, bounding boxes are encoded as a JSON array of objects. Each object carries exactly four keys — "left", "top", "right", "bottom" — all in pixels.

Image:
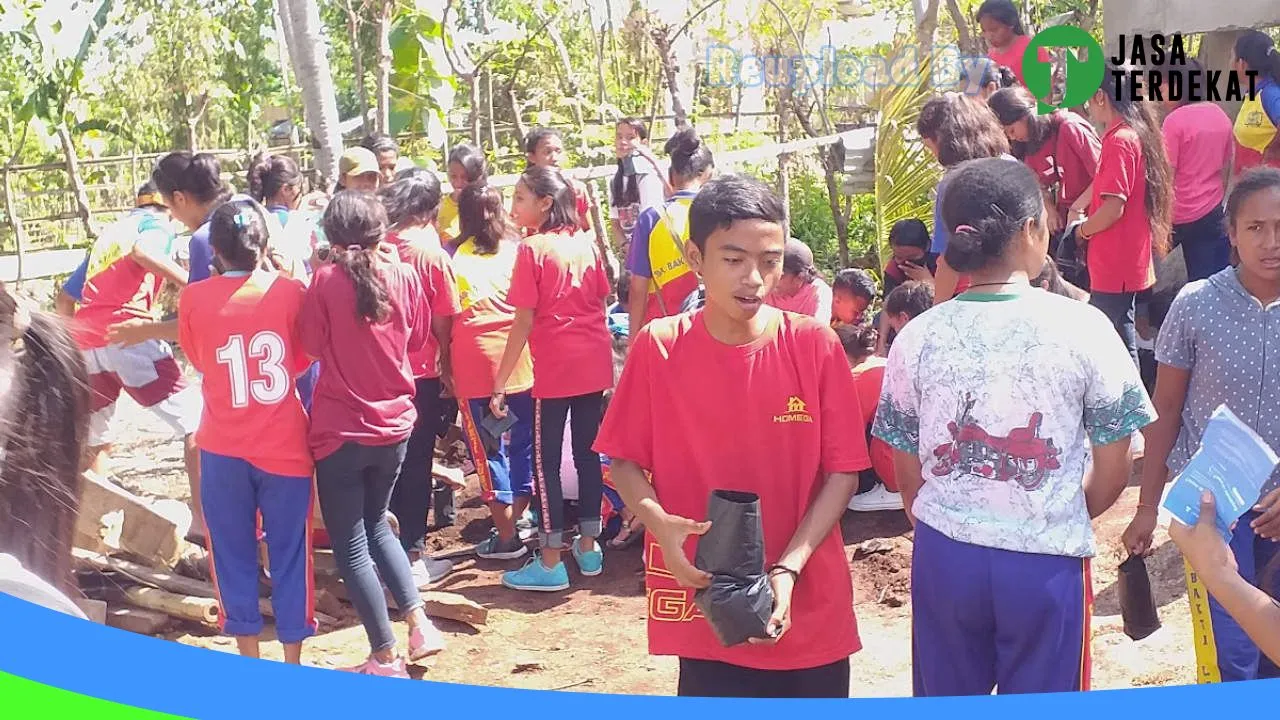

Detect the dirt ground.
[{"left": 103, "top": 392, "right": 1198, "bottom": 696}]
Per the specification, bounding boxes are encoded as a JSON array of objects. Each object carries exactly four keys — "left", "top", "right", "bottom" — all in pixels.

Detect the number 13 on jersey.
[{"left": 216, "top": 331, "right": 290, "bottom": 408}]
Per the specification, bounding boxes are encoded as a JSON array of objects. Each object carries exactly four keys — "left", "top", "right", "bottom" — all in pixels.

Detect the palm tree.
[
  {"left": 276, "top": 0, "right": 343, "bottom": 188},
  {"left": 873, "top": 49, "right": 939, "bottom": 270}
]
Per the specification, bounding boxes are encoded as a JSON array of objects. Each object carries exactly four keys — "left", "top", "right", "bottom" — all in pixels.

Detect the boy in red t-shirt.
[
  {"left": 594, "top": 174, "right": 870, "bottom": 698},
  {"left": 178, "top": 200, "right": 316, "bottom": 663}
]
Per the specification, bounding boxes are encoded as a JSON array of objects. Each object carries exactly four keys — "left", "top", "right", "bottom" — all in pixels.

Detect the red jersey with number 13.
[{"left": 178, "top": 272, "right": 313, "bottom": 477}]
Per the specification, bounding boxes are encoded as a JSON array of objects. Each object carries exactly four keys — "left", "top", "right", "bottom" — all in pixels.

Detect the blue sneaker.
[
  {"left": 502, "top": 555, "right": 569, "bottom": 592},
  {"left": 572, "top": 542, "right": 604, "bottom": 577}
]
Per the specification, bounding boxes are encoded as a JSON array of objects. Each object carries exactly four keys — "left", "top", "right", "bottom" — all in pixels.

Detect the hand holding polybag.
[{"left": 692, "top": 490, "right": 777, "bottom": 647}]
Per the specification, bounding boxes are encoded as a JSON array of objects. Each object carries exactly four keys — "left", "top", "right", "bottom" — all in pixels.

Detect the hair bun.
[{"left": 664, "top": 127, "right": 703, "bottom": 158}]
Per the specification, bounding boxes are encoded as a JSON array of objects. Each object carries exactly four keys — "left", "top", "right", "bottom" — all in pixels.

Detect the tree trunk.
[
  {"left": 595, "top": 22, "right": 608, "bottom": 123},
  {"left": 912, "top": 0, "right": 940, "bottom": 61},
  {"left": 945, "top": 0, "right": 976, "bottom": 56},
  {"left": 374, "top": 0, "right": 393, "bottom": 134},
  {"left": 344, "top": 0, "right": 371, "bottom": 135},
  {"left": 545, "top": 20, "right": 586, "bottom": 148},
  {"left": 606, "top": 0, "right": 620, "bottom": 97},
  {"left": 57, "top": 124, "right": 97, "bottom": 242},
  {"left": 650, "top": 29, "right": 688, "bottom": 129},
  {"left": 776, "top": 86, "right": 791, "bottom": 235},
  {"left": 465, "top": 73, "right": 481, "bottom": 146},
  {"left": 272, "top": 7, "right": 301, "bottom": 143},
  {"left": 508, "top": 88, "right": 527, "bottom": 146},
  {"left": 279, "top": 0, "right": 344, "bottom": 189},
  {"left": 824, "top": 148, "right": 849, "bottom": 267},
  {"left": 3, "top": 169, "right": 28, "bottom": 284},
  {"left": 733, "top": 85, "right": 744, "bottom": 132},
  {"left": 484, "top": 69, "right": 498, "bottom": 150}
]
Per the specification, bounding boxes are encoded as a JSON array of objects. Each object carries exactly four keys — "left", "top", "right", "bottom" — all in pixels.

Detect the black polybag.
[
  {"left": 1117, "top": 554, "right": 1161, "bottom": 641},
  {"left": 693, "top": 490, "right": 775, "bottom": 646}
]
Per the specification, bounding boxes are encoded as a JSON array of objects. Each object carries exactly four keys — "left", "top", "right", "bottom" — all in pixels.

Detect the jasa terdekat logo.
[{"left": 1024, "top": 29, "right": 1261, "bottom": 114}]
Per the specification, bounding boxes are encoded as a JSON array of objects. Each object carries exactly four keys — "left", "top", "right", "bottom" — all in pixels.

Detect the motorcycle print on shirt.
[{"left": 931, "top": 394, "right": 1063, "bottom": 491}]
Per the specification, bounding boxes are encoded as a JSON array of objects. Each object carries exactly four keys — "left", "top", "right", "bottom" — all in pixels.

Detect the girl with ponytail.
[
  {"left": 299, "top": 190, "right": 447, "bottom": 676},
  {"left": 247, "top": 153, "right": 303, "bottom": 227},
  {"left": 873, "top": 157, "right": 1155, "bottom": 696},
  {"left": 1080, "top": 64, "right": 1175, "bottom": 368}
]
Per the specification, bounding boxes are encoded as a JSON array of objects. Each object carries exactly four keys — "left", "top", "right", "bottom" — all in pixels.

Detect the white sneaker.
[
  {"left": 410, "top": 557, "right": 454, "bottom": 589},
  {"left": 848, "top": 483, "right": 905, "bottom": 512}
]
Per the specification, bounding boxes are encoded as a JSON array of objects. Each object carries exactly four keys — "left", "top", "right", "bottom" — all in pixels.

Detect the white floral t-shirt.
[{"left": 872, "top": 288, "right": 1156, "bottom": 557}]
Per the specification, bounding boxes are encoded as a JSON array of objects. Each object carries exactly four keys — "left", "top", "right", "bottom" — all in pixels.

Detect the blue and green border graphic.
[{"left": 1, "top": 592, "right": 1277, "bottom": 717}]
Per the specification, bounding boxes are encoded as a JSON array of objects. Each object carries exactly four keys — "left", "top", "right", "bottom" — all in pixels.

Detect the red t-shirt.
[
  {"left": 593, "top": 308, "right": 870, "bottom": 671},
  {"left": 507, "top": 229, "right": 612, "bottom": 399},
  {"left": 988, "top": 34, "right": 1047, "bottom": 87},
  {"left": 1025, "top": 111, "right": 1101, "bottom": 224},
  {"left": 852, "top": 357, "right": 895, "bottom": 490},
  {"left": 571, "top": 178, "right": 593, "bottom": 233},
  {"left": 1088, "top": 120, "right": 1156, "bottom": 294},
  {"left": 299, "top": 248, "right": 428, "bottom": 460},
  {"left": 384, "top": 227, "right": 461, "bottom": 379},
  {"left": 72, "top": 211, "right": 175, "bottom": 349},
  {"left": 179, "top": 273, "right": 313, "bottom": 477}
]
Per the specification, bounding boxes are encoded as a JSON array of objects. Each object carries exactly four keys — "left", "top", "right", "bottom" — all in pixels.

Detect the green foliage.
[
  {"left": 788, "top": 169, "right": 875, "bottom": 277},
  {"left": 389, "top": 5, "right": 455, "bottom": 141},
  {"left": 873, "top": 45, "right": 937, "bottom": 268}
]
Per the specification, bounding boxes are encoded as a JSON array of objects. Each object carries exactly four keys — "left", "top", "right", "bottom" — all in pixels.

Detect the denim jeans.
[
  {"left": 315, "top": 440, "right": 422, "bottom": 653},
  {"left": 1089, "top": 291, "right": 1139, "bottom": 368},
  {"left": 1173, "top": 205, "right": 1230, "bottom": 283},
  {"left": 388, "top": 377, "right": 443, "bottom": 554}
]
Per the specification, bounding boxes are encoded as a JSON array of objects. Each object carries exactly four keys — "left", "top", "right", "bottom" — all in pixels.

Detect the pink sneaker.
[
  {"left": 344, "top": 656, "right": 410, "bottom": 678},
  {"left": 409, "top": 623, "right": 446, "bottom": 661}
]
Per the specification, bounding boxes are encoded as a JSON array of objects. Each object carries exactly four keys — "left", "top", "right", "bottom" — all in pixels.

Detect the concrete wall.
[
  {"left": 1102, "top": 0, "right": 1278, "bottom": 120},
  {"left": 1104, "top": 0, "right": 1279, "bottom": 41}
]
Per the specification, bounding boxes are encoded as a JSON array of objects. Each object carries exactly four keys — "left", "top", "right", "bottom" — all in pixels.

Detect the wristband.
[{"left": 767, "top": 564, "right": 799, "bottom": 581}]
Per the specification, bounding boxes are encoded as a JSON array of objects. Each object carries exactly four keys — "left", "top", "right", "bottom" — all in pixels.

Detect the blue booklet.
[{"left": 1163, "top": 405, "right": 1280, "bottom": 541}]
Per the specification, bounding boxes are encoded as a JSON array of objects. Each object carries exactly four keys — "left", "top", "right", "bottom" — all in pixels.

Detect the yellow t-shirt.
[
  {"left": 448, "top": 236, "right": 534, "bottom": 399},
  {"left": 438, "top": 194, "right": 461, "bottom": 244}
]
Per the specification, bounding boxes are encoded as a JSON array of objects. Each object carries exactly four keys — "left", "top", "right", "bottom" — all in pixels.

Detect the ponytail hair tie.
[
  {"left": 955, "top": 224, "right": 978, "bottom": 234},
  {"left": 346, "top": 244, "right": 364, "bottom": 252}
]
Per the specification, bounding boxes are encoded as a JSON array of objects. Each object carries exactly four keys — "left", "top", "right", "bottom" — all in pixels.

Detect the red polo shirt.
[
  {"left": 1025, "top": 111, "right": 1101, "bottom": 224},
  {"left": 507, "top": 228, "right": 613, "bottom": 399},
  {"left": 1087, "top": 119, "right": 1155, "bottom": 294},
  {"left": 384, "top": 226, "right": 461, "bottom": 380}
]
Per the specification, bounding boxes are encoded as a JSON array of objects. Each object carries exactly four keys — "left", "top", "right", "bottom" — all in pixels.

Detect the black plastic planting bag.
[
  {"left": 1118, "top": 554, "right": 1161, "bottom": 641},
  {"left": 693, "top": 490, "right": 775, "bottom": 646}
]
